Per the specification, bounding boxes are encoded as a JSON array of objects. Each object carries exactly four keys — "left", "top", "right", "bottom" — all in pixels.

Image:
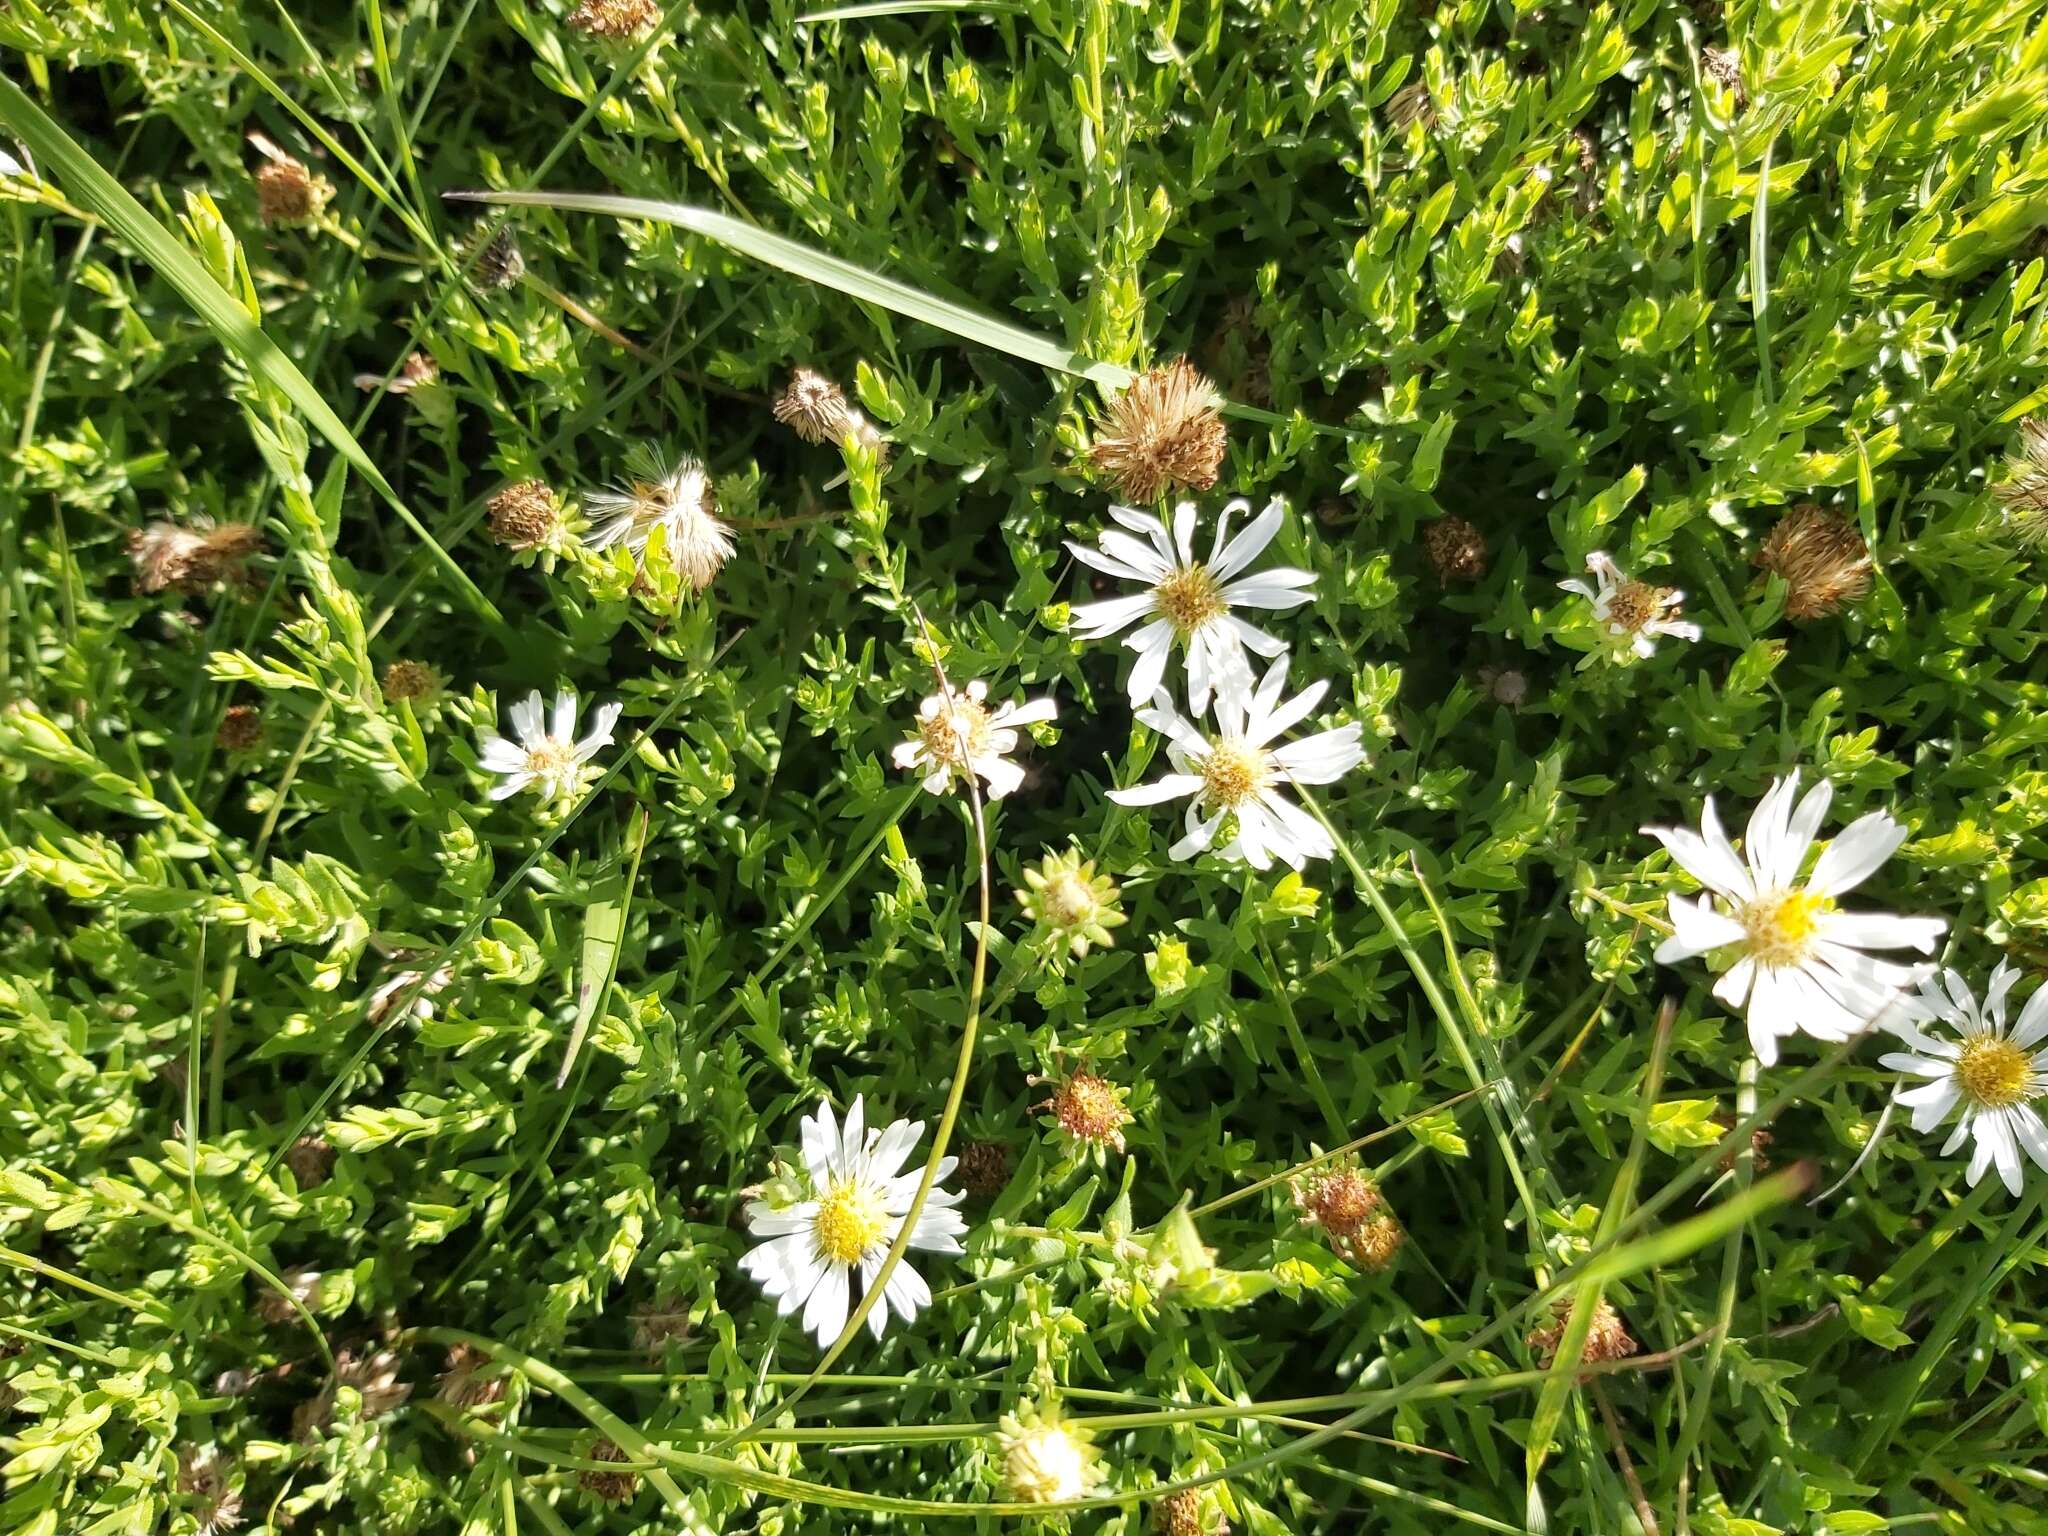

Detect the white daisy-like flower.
[
  {"left": 1644, "top": 772, "right": 1945, "bottom": 1066},
  {"left": 584, "top": 451, "right": 734, "bottom": 590},
  {"left": 476, "top": 688, "right": 622, "bottom": 803},
  {"left": 1559, "top": 550, "right": 1701, "bottom": 663},
  {"left": 892, "top": 679, "right": 1056, "bottom": 800},
  {"left": 1066, "top": 498, "right": 1315, "bottom": 712},
  {"left": 738, "top": 1095, "right": 967, "bottom": 1348},
  {"left": 1108, "top": 654, "right": 1365, "bottom": 870},
  {"left": 1881, "top": 964, "right": 2048, "bottom": 1196}
]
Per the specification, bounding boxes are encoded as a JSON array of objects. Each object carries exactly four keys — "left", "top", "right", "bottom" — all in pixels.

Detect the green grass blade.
[
  {"left": 0, "top": 75, "right": 502, "bottom": 627},
  {"left": 446, "top": 188, "right": 1133, "bottom": 389}
]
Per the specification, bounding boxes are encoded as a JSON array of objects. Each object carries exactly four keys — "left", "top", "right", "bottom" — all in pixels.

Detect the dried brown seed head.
[
  {"left": 216, "top": 705, "right": 264, "bottom": 754},
  {"left": 773, "top": 367, "right": 856, "bottom": 444},
  {"left": 568, "top": 0, "right": 660, "bottom": 38},
  {"left": 957, "top": 1139, "right": 1013, "bottom": 1198},
  {"left": 1528, "top": 1297, "right": 1636, "bottom": 1370},
  {"left": 1424, "top": 515, "right": 1488, "bottom": 583},
  {"left": 1755, "top": 504, "right": 1872, "bottom": 620},
  {"left": 255, "top": 154, "right": 333, "bottom": 226},
  {"left": 381, "top": 659, "right": 441, "bottom": 703},
  {"left": 487, "top": 480, "right": 564, "bottom": 553},
  {"left": 285, "top": 1135, "right": 336, "bottom": 1188},
  {"left": 1089, "top": 359, "right": 1228, "bottom": 504},
  {"left": 1037, "top": 1070, "right": 1132, "bottom": 1153},
  {"left": 579, "top": 1439, "right": 641, "bottom": 1502}
]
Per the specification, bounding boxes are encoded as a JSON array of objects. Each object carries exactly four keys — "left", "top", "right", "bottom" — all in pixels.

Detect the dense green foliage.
[{"left": 3, "top": 1, "right": 2048, "bottom": 1533}]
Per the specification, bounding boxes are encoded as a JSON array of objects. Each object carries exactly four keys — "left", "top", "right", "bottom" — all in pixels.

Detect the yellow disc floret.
[
  {"left": 1739, "top": 888, "right": 1830, "bottom": 966},
  {"left": 919, "top": 696, "right": 994, "bottom": 768},
  {"left": 1955, "top": 1035, "right": 2035, "bottom": 1111},
  {"left": 1200, "top": 740, "right": 1269, "bottom": 809},
  {"left": 811, "top": 1178, "right": 889, "bottom": 1265},
  {"left": 1152, "top": 565, "right": 1226, "bottom": 635}
]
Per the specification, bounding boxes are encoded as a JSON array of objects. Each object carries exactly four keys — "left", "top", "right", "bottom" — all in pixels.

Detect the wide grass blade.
[
  {"left": 445, "top": 188, "right": 1134, "bottom": 390},
  {"left": 0, "top": 76, "right": 502, "bottom": 626}
]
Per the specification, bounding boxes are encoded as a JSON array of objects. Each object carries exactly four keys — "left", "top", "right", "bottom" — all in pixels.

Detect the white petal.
[
  {"left": 1816, "top": 910, "right": 1945, "bottom": 953},
  {"left": 801, "top": 1263, "right": 850, "bottom": 1345},
  {"left": 1644, "top": 821, "right": 1751, "bottom": 900},
  {"left": 1656, "top": 895, "right": 1745, "bottom": 960},
  {"left": 839, "top": 1095, "right": 868, "bottom": 1172},
  {"left": 1069, "top": 592, "right": 1157, "bottom": 638},
  {"left": 1210, "top": 497, "right": 1284, "bottom": 580},
  {"left": 802, "top": 1101, "right": 841, "bottom": 1183},
  {"left": 2012, "top": 984, "right": 2048, "bottom": 1049},
  {"left": 1783, "top": 777, "right": 1835, "bottom": 868},
  {"left": 478, "top": 736, "right": 526, "bottom": 771},
  {"left": 2010, "top": 1108, "right": 2048, "bottom": 1175},
  {"left": 1170, "top": 808, "right": 1227, "bottom": 862},
  {"left": 1108, "top": 773, "right": 1206, "bottom": 807},
  {"left": 1106, "top": 502, "right": 1167, "bottom": 539},
  {"left": 1227, "top": 616, "right": 1292, "bottom": 657},
  {"left": 1249, "top": 677, "right": 1329, "bottom": 746},
  {"left": 1712, "top": 955, "right": 1757, "bottom": 1012},
  {"left": 550, "top": 689, "right": 578, "bottom": 741},
  {"left": 577, "top": 700, "right": 622, "bottom": 756},
  {"left": 1901, "top": 1078, "right": 1961, "bottom": 1133},
  {"left": 1123, "top": 621, "right": 1175, "bottom": 706},
  {"left": 1220, "top": 570, "right": 1317, "bottom": 609},
  {"left": 488, "top": 772, "right": 532, "bottom": 801},
  {"left": 744, "top": 1201, "right": 816, "bottom": 1238},
  {"left": 1807, "top": 812, "right": 1908, "bottom": 897},
  {"left": 1270, "top": 727, "right": 1364, "bottom": 785},
  {"left": 1261, "top": 791, "right": 1334, "bottom": 864},
  {"left": 882, "top": 1257, "right": 932, "bottom": 1324},
  {"left": 1067, "top": 542, "right": 1163, "bottom": 587},
  {"left": 1743, "top": 773, "right": 1800, "bottom": 887},
  {"left": 1096, "top": 529, "right": 1175, "bottom": 581},
  {"left": 1171, "top": 501, "right": 1198, "bottom": 565},
  {"left": 978, "top": 756, "right": 1026, "bottom": 800},
  {"left": 509, "top": 691, "right": 545, "bottom": 744},
  {"left": 867, "top": 1119, "right": 922, "bottom": 1180}
]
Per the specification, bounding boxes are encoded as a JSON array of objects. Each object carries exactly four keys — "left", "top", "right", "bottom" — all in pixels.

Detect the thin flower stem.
[
  {"left": 710, "top": 603, "right": 994, "bottom": 1449},
  {"left": 1254, "top": 926, "right": 1348, "bottom": 1142},
  {"left": 1299, "top": 790, "right": 1548, "bottom": 1256},
  {"left": 1592, "top": 1379, "right": 1661, "bottom": 1536}
]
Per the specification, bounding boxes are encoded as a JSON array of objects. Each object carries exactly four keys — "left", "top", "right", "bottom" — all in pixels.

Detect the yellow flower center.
[
  {"left": 811, "top": 1178, "right": 889, "bottom": 1266},
  {"left": 1152, "top": 565, "right": 1226, "bottom": 635},
  {"left": 918, "top": 696, "right": 992, "bottom": 768},
  {"left": 1605, "top": 580, "right": 1663, "bottom": 634},
  {"left": 523, "top": 739, "right": 578, "bottom": 780},
  {"left": 1955, "top": 1035, "right": 2035, "bottom": 1111},
  {"left": 1739, "top": 888, "right": 1829, "bottom": 966},
  {"left": 1201, "top": 739, "right": 1269, "bottom": 809}
]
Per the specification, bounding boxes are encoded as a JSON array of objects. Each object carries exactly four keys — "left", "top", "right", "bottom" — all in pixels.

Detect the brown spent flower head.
[
  {"left": 1700, "top": 45, "right": 1747, "bottom": 104},
  {"left": 568, "top": 0, "right": 661, "bottom": 38},
  {"left": 254, "top": 154, "right": 333, "bottom": 227},
  {"left": 1293, "top": 1167, "right": 1382, "bottom": 1241},
  {"left": 1424, "top": 515, "right": 1489, "bottom": 583},
  {"left": 296, "top": 1346, "right": 412, "bottom": 1440},
  {"left": 773, "top": 367, "right": 856, "bottom": 444},
  {"left": 1348, "top": 1214, "right": 1405, "bottom": 1272},
  {"left": 1036, "top": 1070, "right": 1132, "bottom": 1153},
  {"left": 471, "top": 226, "right": 525, "bottom": 289},
  {"left": 630, "top": 1297, "right": 692, "bottom": 1357},
  {"left": 1715, "top": 1120, "right": 1774, "bottom": 1175},
  {"left": 1089, "top": 358, "right": 1228, "bottom": 504},
  {"left": 178, "top": 1445, "right": 245, "bottom": 1536},
  {"left": 381, "top": 659, "right": 442, "bottom": 704},
  {"left": 487, "top": 480, "right": 564, "bottom": 553},
  {"left": 216, "top": 705, "right": 264, "bottom": 754},
  {"left": 1386, "top": 80, "right": 1439, "bottom": 134},
  {"left": 1993, "top": 417, "right": 2048, "bottom": 545},
  {"left": 579, "top": 1439, "right": 641, "bottom": 1503},
  {"left": 957, "top": 1139, "right": 1013, "bottom": 1198},
  {"left": 1154, "top": 1487, "right": 1229, "bottom": 1536},
  {"left": 1755, "top": 504, "right": 1872, "bottom": 620},
  {"left": 1478, "top": 665, "right": 1529, "bottom": 709},
  {"left": 256, "top": 1266, "right": 323, "bottom": 1325},
  {"left": 437, "top": 1342, "right": 508, "bottom": 1409},
  {"left": 128, "top": 518, "right": 263, "bottom": 595},
  {"left": 1527, "top": 1298, "right": 1636, "bottom": 1372},
  {"left": 285, "top": 1135, "right": 336, "bottom": 1189}
]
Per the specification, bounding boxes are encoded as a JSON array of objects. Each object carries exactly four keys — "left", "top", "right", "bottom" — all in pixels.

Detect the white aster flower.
[
  {"left": 476, "top": 688, "right": 622, "bottom": 803},
  {"left": 1644, "top": 772, "right": 1945, "bottom": 1066},
  {"left": 739, "top": 1095, "right": 967, "bottom": 1347},
  {"left": 892, "top": 679, "right": 1056, "bottom": 800},
  {"left": 1066, "top": 497, "right": 1315, "bottom": 711},
  {"left": 584, "top": 451, "right": 734, "bottom": 590},
  {"left": 1881, "top": 964, "right": 2048, "bottom": 1196},
  {"left": 1559, "top": 550, "right": 1701, "bottom": 663},
  {"left": 998, "top": 1401, "right": 1098, "bottom": 1505},
  {"left": 1108, "top": 654, "right": 1365, "bottom": 870}
]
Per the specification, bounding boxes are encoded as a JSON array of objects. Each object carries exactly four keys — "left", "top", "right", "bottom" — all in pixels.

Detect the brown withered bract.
[
  {"left": 1089, "top": 358, "right": 1228, "bottom": 504},
  {"left": 1424, "top": 515, "right": 1489, "bottom": 583},
  {"left": 1756, "top": 504, "right": 1872, "bottom": 620}
]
